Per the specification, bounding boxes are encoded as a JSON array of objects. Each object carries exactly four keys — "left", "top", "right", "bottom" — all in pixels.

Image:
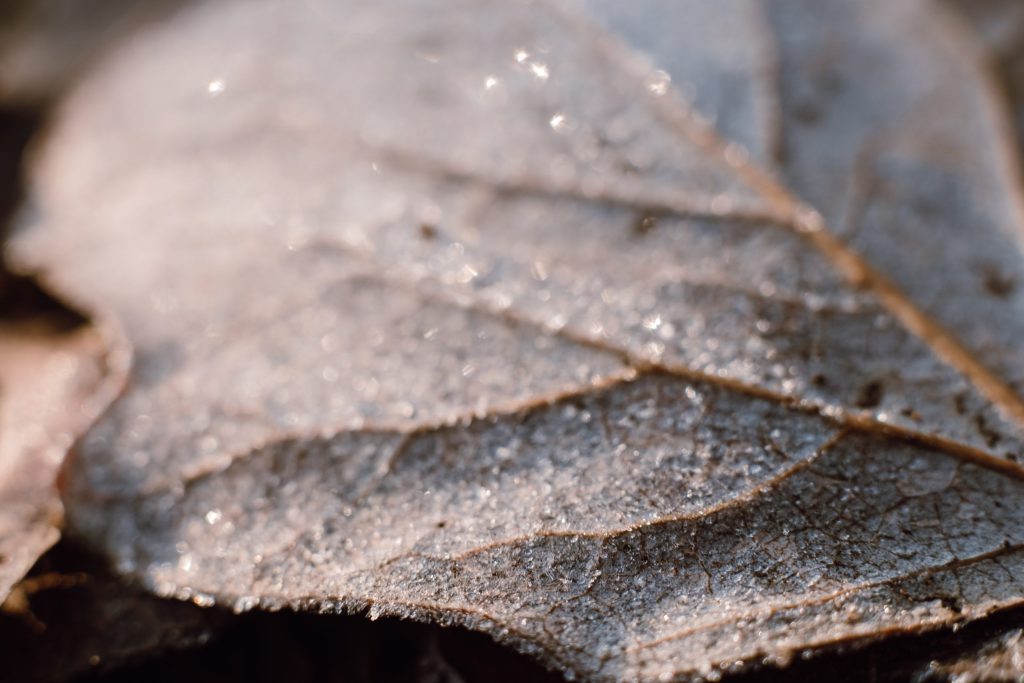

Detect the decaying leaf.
[
  {"left": 11, "top": 0, "right": 1024, "bottom": 680},
  {"left": 0, "top": 280, "right": 124, "bottom": 602}
]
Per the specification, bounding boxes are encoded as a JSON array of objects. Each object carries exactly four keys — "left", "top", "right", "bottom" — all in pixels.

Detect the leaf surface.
[
  {"left": 0, "top": 299, "right": 123, "bottom": 601},
  {"left": 13, "top": 0, "right": 1024, "bottom": 679},
  {"left": 946, "top": 0, "right": 1024, "bottom": 170}
]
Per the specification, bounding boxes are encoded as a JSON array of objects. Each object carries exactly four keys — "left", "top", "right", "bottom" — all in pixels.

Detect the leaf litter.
[{"left": 7, "top": 0, "right": 1024, "bottom": 680}]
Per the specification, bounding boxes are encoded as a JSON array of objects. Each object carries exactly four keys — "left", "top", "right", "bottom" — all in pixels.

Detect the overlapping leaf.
[
  {"left": 12, "top": 0, "right": 1024, "bottom": 680},
  {"left": 0, "top": 293, "right": 123, "bottom": 602}
]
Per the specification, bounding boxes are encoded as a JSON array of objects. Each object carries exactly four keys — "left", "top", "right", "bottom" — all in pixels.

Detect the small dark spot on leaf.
[
  {"left": 792, "top": 100, "right": 822, "bottom": 125},
  {"left": 982, "top": 267, "right": 1015, "bottom": 298},
  {"left": 900, "top": 407, "right": 921, "bottom": 421},
  {"left": 973, "top": 413, "right": 1001, "bottom": 448},
  {"left": 632, "top": 213, "right": 658, "bottom": 237},
  {"left": 939, "top": 596, "right": 963, "bottom": 614},
  {"left": 419, "top": 223, "right": 438, "bottom": 240},
  {"left": 854, "top": 380, "right": 884, "bottom": 409}
]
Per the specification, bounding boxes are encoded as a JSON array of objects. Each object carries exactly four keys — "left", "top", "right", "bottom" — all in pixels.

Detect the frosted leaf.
[{"left": 12, "top": 0, "right": 1024, "bottom": 680}]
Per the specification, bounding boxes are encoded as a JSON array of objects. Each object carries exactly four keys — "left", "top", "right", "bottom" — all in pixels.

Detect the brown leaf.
[
  {"left": 765, "top": 0, "right": 1024, "bottom": 431},
  {"left": 0, "top": 280, "right": 124, "bottom": 601},
  {"left": 585, "top": 0, "right": 1024, "bottom": 453},
  {"left": 12, "top": 0, "right": 1024, "bottom": 680}
]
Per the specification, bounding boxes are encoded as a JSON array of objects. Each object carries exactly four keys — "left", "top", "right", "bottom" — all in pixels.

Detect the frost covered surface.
[{"left": 12, "top": 0, "right": 1024, "bottom": 680}]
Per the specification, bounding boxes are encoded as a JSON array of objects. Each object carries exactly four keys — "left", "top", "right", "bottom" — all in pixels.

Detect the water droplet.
[
  {"left": 645, "top": 69, "right": 671, "bottom": 96},
  {"left": 192, "top": 593, "right": 215, "bottom": 607},
  {"left": 530, "top": 62, "right": 550, "bottom": 80},
  {"left": 455, "top": 264, "right": 478, "bottom": 283},
  {"left": 233, "top": 596, "right": 259, "bottom": 613}
]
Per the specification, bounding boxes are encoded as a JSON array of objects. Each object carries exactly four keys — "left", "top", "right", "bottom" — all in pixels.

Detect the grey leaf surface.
[
  {"left": 12, "top": 0, "right": 1024, "bottom": 680},
  {"left": 946, "top": 0, "right": 1024, "bottom": 169}
]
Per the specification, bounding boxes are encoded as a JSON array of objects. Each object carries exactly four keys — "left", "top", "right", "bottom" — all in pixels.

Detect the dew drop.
[
  {"left": 530, "top": 62, "right": 550, "bottom": 80},
  {"left": 192, "top": 593, "right": 216, "bottom": 607},
  {"left": 645, "top": 69, "right": 671, "bottom": 96},
  {"left": 206, "top": 79, "right": 225, "bottom": 96}
]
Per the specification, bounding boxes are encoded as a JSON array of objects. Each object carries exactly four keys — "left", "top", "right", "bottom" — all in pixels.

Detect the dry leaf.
[
  {"left": 0, "top": 281, "right": 124, "bottom": 602},
  {"left": 12, "top": 0, "right": 1024, "bottom": 680}
]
